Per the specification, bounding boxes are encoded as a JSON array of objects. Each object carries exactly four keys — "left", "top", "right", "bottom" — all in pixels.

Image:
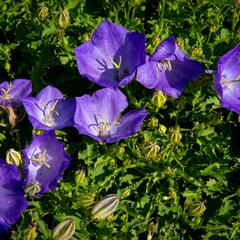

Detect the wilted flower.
[
  {"left": 136, "top": 36, "right": 204, "bottom": 98},
  {"left": 38, "top": 4, "right": 49, "bottom": 21},
  {"left": 22, "top": 85, "right": 76, "bottom": 130},
  {"left": 0, "top": 79, "right": 32, "bottom": 107},
  {"left": 91, "top": 194, "right": 120, "bottom": 220},
  {"left": 23, "top": 223, "right": 38, "bottom": 240},
  {"left": 22, "top": 131, "right": 71, "bottom": 195},
  {"left": 6, "top": 148, "right": 22, "bottom": 166},
  {"left": 0, "top": 160, "right": 29, "bottom": 233},
  {"left": 52, "top": 219, "right": 75, "bottom": 240},
  {"left": 75, "top": 19, "right": 146, "bottom": 88},
  {"left": 214, "top": 43, "right": 240, "bottom": 114},
  {"left": 74, "top": 88, "right": 148, "bottom": 143}
]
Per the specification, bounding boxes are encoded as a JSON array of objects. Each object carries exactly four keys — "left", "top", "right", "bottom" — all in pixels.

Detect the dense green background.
[{"left": 0, "top": 0, "right": 240, "bottom": 239}]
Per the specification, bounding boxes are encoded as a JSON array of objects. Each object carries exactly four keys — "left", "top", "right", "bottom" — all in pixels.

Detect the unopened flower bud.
[
  {"left": 23, "top": 223, "right": 38, "bottom": 240},
  {"left": 151, "top": 36, "right": 161, "bottom": 48},
  {"left": 25, "top": 181, "right": 41, "bottom": 197},
  {"left": 169, "top": 127, "right": 182, "bottom": 145},
  {"left": 188, "top": 201, "right": 206, "bottom": 217},
  {"left": 176, "top": 37, "right": 184, "bottom": 50},
  {"left": 52, "top": 219, "right": 75, "bottom": 240},
  {"left": 192, "top": 47, "right": 203, "bottom": 58},
  {"left": 78, "top": 193, "right": 95, "bottom": 207},
  {"left": 6, "top": 148, "right": 22, "bottom": 166},
  {"left": 131, "top": 0, "right": 142, "bottom": 7},
  {"left": 38, "top": 5, "right": 49, "bottom": 21},
  {"left": 117, "top": 144, "right": 125, "bottom": 155},
  {"left": 75, "top": 169, "right": 86, "bottom": 186},
  {"left": 58, "top": 10, "right": 70, "bottom": 29},
  {"left": 148, "top": 117, "right": 158, "bottom": 128},
  {"left": 5, "top": 62, "right": 10, "bottom": 72},
  {"left": 121, "top": 188, "right": 131, "bottom": 198},
  {"left": 91, "top": 194, "right": 119, "bottom": 220},
  {"left": 151, "top": 91, "right": 167, "bottom": 109},
  {"left": 142, "top": 141, "right": 160, "bottom": 160},
  {"left": 159, "top": 124, "right": 167, "bottom": 134}
]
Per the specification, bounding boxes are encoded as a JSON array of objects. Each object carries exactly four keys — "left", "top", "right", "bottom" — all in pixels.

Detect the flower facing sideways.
[
  {"left": 75, "top": 19, "right": 146, "bottom": 88},
  {"left": 214, "top": 43, "right": 240, "bottom": 114},
  {"left": 0, "top": 160, "right": 29, "bottom": 233},
  {"left": 74, "top": 88, "right": 148, "bottom": 143},
  {"left": 22, "top": 131, "right": 71, "bottom": 195},
  {"left": 136, "top": 36, "right": 204, "bottom": 98},
  {"left": 22, "top": 85, "right": 76, "bottom": 130}
]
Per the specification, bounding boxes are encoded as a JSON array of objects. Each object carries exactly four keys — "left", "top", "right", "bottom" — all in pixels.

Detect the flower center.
[
  {"left": 31, "top": 149, "right": 50, "bottom": 168},
  {"left": 221, "top": 74, "right": 240, "bottom": 88},
  {"left": 37, "top": 100, "right": 59, "bottom": 127},
  {"left": 0, "top": 82, "right": 13, "bottom": 102},
  {"left": 110, "top": 56, "right": 122, "bottom": 69},
  {"left": 156, "top": 60, "right": 172, "bottom": 72}
]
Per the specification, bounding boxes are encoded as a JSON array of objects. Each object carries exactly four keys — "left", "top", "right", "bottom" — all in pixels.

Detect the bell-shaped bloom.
[
  {"left": 214, "top": 43, "right": 240, "bottom": 114},
  {"left": 0, "top": 79, "right": 32, "bottom": 107},
  {"left": 136, "top": 36, "right": 204, "bottom": 98},
  {"left": 22, "top": 85, "right": 76, "bottom": 130},
  {"left": 75, "top": 19, "right": 146, "bottom": 88},
  {"left": 0, "top": 160, "right": 29, "bottom": 233},
  {"left": 22, "top": 131, "right": 71, "bottom": 195},
  {"left": 74, "top": 88, "right": 148, "bottom": 143}
]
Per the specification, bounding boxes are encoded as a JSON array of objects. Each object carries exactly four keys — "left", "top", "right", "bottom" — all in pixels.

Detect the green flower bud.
[
  {"left": 188, "top": 201, "right": 206, "bottom": 217},
  {"left": 25, "top": 181, "right": 41, "bottom": 197},
  {"left": 2, "top": 4, "right": 7, "bottom": 12},
  {"left": 6, "top": 148, "right": 22, "bottom": 166},
  {"left": 169, "top": 127, "right": 182, "bottom": 145},
  {"left": 151, "top": 36, "right": 161, "bottom": 49},
  {"left": 148, "top": 117, "right": 158, "bottom": 128},
  {"left": 52, "top": 219, "right": 75, "bottom": 240},
  {"left": 158, "top": 124, "right": 167, "bottom": 134},
  {"left": 121, "top": 188, "right": 131, "bottom": 198},
  {"left": 176, "top": 37, "right": 184, "bottom": 50},
  {"left": 58, "top": 10, "right": 70, "bottom": 29},
  {"left": 4, "top": 62, "right": 10, "bottom": 72},
  {"left": 38, "top": 5, "right": 49, "bottom": 21},
  {"left": 91, "top": 194, "right": 120, "bottom": 220},
  {"left": 142, "top": 141, "right": 160, "bottom": 160},
  {"left": 131, "top": 0, "right": 142, "bottom": 7},
  {"left": 192, "top": 47, "right": 203, "bottom": 58},
  {"left": 75, "top": 169, "right": 86, "bottom": 186},
  {"left": 151, "top": 91, "right": 167, "bottom": 109},
  {"left": 117, "top": 144, "right": 125, "bottom": 155},
  {"left": 78, "top": 193, "right": 95, "bottom": 207},
  {"left": 23, "top": 223, "right": 38, "bottom": 240}
]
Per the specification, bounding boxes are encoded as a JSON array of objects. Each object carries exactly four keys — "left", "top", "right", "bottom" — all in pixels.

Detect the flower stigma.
[
  {"left": 36, "top": 100, "right": 59, "bottom": 127},
  {"left": 156, "top": 60, "right": 172, "bottom": 72},
  {"left": 110, "top": 55, "right": 122, "bottom": 69},
  {"left": 0, "top": 82, "right": 13, "bottom": 103},
  {"left": 30, "top": 149, "right": 50, "bottom": 168}
]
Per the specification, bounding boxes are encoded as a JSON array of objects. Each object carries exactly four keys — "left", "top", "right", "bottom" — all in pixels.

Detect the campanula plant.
[
  {"left": 74, "top": 88, "right": 148, "bottom": 143},
  {"left": 214, "top": 43, "right": 240, "bottom": 114},
  {"left": 22, "top": 131, "right": 71, "bottom": 195},
  {"left": 75, "top": 19, "right": 146, "bottom": 88},
  {"left": 136, "top": 36, "right": 204, "bottom": 98},
  {"left": 0, "top": 160, "right": 29, "bottom": 233},
  {"left": 22, "top": 85, "right": 76, "bottom": 130}
]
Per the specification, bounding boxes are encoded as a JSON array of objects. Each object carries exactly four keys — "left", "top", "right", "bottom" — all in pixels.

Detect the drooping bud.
[
  {"left": 188, "top": 201, "right": 206, "bottom": 217},
  {"left": 148, "top": 117, "right": 158, "bottom": 129},
  {"left": 58, "top": 10, "right": 70, "bottom": 29},
  {"left": 169, "top": 127, "right": 182, "bottom": 145},
  {"left": 25, "top": 181, "right": 41, "bottom": 197},
  {"left": 75, "top": 169, "right": 86, "bottom": 186},
  {"left": 78, "top": 193, "right": 95, "bottom": 207},
  {"left": 142, "top": 141, "right": 161, "bottom": 160},
  {"left": 38, "top": 5, "right": 49, "bottom": 21},
  {"left": 151, "top": 91, "right": 167, "bottom": 109},
  {"left": 23, "top": 223, "right": 38, "bottom": 240},
  {"left": 158, "top": 124, "right": 167, "bottom": 134},
  {"left": 6, "top": 148, "right": 22, "bottom": 166},
  {"left": 52, "top": 219, "right": 75, "bottom": 240},
  {"left": 91, "top": 194, "right": 120, "bottom": 220}
]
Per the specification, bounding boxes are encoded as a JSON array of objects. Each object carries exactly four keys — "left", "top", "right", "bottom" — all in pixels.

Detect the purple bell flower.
[
  {"left": 22, "top": 85, "right": 76, "bottom": 130},
  {"left": 0, "top": 160, "right": 29, "bottom": 233},
  {"left": 214, "top": 43, "right": 240, "bottom": 114},
  {"left": 75, "top": 19, "right": 146, "bottom": 88},
  {"left": 74, "top": 88, "right": 148, "bottom": 143},
  {"left": 136, "top": 36, "right": 204, "bottom": 98},
  {"left": 22, "top": 131, "right": 71, "bottom": 195},
  {"left": 0, "top": 79, "right": 32, "bottom": 107}
]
